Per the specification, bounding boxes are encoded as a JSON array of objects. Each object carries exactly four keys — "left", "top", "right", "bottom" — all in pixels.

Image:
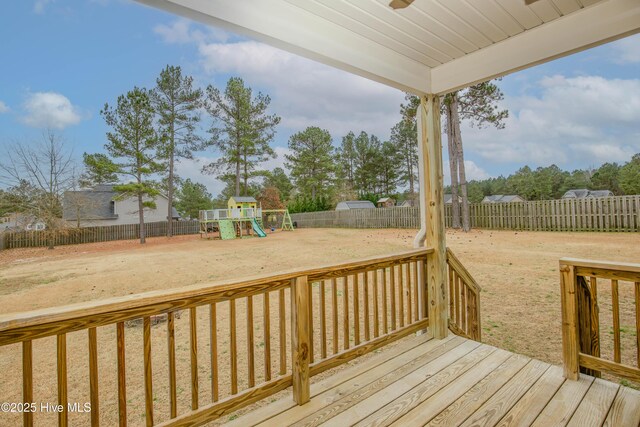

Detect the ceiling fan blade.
[
  {"left": 389, "top": 0, "right": 414, "bottom": 10},
  {"left": 525, "top": 0, "right": 542, "bottom": 4}
]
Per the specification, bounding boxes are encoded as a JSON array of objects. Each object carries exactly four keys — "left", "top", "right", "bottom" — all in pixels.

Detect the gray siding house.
[
  {"left": 482, "top": 195, "right": 526, "bottom": 203},
  {"left": 562, "top": 189, "right": 614, "bottom": 199},
  {"left": 63, "top": 184, "right": 179, "bottom": 226}
]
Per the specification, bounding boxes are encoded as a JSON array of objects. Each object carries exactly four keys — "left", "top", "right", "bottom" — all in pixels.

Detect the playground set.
[{"left": 199, "top": 196, "right": 294, "bottom": 240}]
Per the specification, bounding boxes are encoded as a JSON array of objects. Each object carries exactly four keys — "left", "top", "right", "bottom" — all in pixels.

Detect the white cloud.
[
  {"left": 22, "top": 92, "right": 83, "bottom": 130},
  {"left": 33, "top": 0, "right": 53, "bottom": 14},
  {"left": 611, "top": 34, "right": 640, "bottom": 64},
  {"left": 460, "top": 75, "right": 640, "bottom": 167},
  {"left": 198, "top": 40, "right": 405, "bottom": 139},
  {"left": 154, "top": 18, "right": 229, "bottom": 45},
  {"left": 0, "top": 101, "right": 9, "bottom": 113}
]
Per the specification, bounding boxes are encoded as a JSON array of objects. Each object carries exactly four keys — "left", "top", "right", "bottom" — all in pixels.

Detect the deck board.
[{"left": 225, "top": 334, "right": 640, "bottom": 427}]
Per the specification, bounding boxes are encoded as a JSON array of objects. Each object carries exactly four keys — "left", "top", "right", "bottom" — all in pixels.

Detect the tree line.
[{"left": 457, "top": 155, "right": 640, "bottom": 203}]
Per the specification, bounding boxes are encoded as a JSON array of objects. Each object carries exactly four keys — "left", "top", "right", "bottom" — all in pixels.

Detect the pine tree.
[
  {"left": 89, "top": 87, "right": 161, "bottom": 244},
  {"left": 264, "top": 167, "right": 293, "bottom": 201},
  {"left": 285, "top": 126, "right": 335, "bottom": 200},
  {"left": 151, "top": 65, "right": 203, "bottom": 237},
  {"left": 175, "top": 179, "right": 212, "bottom": 219},
  {"left": 353, "top": 132, "right": 382, "bottom": 195},
  {"left": 204, "top": 77, "right": 280, "bottom": 196}
]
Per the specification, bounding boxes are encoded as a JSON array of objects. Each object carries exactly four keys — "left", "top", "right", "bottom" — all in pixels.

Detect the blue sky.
[{"left": 1, "top": 0, "right": 639, "bottom": 195}]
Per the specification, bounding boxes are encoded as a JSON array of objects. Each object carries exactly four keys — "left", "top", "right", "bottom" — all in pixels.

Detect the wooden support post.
[
  {"left": 418, "top": 94, "right": 448, "bottom": 339},
  {"left": 560, "top": 263, "right": 580, "bottom": 380},
  {"left": 291, "top": 275, "right": 311, "bottom": 405}
]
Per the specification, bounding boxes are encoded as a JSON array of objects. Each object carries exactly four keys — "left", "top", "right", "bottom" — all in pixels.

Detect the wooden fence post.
[
  {"left": 560, "top": 262, "right": 579, "bottom": 380},
  {"left": 291, "top": 275, "right": 310, "bottom": 404}
]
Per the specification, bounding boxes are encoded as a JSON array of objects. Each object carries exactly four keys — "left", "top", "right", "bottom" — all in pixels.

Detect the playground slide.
[{"left": 251, "top": 218, "right": 267, "bottom": 238}]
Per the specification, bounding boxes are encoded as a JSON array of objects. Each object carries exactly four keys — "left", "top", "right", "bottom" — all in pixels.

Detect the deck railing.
[
  {"left": 0, "top": 248, "right": 432, "bottom": 426},
  {"left": 446, "top": 248, "right": 482, "bottom": 341},
  {"left": 560, "top": 258, "right": 640, "bottom": 383}
]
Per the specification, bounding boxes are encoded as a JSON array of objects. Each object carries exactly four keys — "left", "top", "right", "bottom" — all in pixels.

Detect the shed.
[
  {"left": 377, "top": 197, "right": 396, "bottom": 208},
  {"left": 335, "top": 200, "right": 376, "bottom": 210},
  {"left": 444, "top": 194, "right": 462, "bottom": 204}
]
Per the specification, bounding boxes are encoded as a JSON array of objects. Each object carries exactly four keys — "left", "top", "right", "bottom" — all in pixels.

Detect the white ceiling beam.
[
  {"left": 137, "top": 0, "right": 431, "bottom": 94},
  {"left": 430, "top": 0, "right": 640, "bottom": 94}
]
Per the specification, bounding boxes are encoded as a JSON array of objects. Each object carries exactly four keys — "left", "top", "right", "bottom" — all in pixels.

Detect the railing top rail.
[
  {"left": 0, "top": 248, "right": 433, "bottom": 345},
  {"left": 560, "top": 258, "right": 640, "bottom": 273}
]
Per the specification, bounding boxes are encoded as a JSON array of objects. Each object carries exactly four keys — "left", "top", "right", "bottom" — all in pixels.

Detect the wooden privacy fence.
[
  {"left": 560, "top": 258, "right": 640, "bottom": 384},
  {"left": 0, "top": 221, "right": 200, "bottom": 250},
  {"left": 291, "top": 195, "right": 640, "bottom": 232},
  {"left": 0, "top": 249, "right": 437, "bottom": 426}
]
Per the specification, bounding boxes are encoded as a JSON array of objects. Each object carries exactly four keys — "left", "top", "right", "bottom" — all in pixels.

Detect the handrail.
[
  {"left": 0, "top": 248, "right": 433, "bottom": 426},
  {"left": 560, "top": 257, "right": 640, "bottom": 383},
  {"left": 0, "top": 248, "right": 433, "bottom": 345},
  {"left": 446, "top": 248, "right": 482, "bottom": 341}
]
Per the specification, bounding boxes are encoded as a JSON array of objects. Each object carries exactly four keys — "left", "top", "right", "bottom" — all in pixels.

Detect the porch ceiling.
[{"left": 138, "top": 0, "right": 640, "bottom": 94}]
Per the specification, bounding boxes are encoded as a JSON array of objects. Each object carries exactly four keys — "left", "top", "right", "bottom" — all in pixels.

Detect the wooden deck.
[{"left": 226, "top": 333, "right": 640, "bottom": 427}]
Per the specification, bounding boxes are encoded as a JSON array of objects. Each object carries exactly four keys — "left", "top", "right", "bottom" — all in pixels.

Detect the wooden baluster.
[
  {"left": 58, "top": 334, "right": 68, "bottom": 427},
  {"left": 247, "top": 296, "right": 255, "bottom": 388},
  {"left": 454, "top": 273, "right": 461, "bottom": 328},
  {"left": 320, "top": 280, "right": 327, "bottom": 359},
  {"left": 373, "top": 269, "right": 380, "bottom": 338},
  {"left": 308, "top": 283, "right": 314, "bottom": 363},
  {"left": 448, "top": 265, "right": 455, "bottom": 321},
  {"left": 612, "top": 279, "right": 621, "bottom": 363},
  {"left": 209, "top": 305, "right": 219, "bottom": 402},
  {"left": 291, "top": 276, "right": 310, "bottom": 404},
  {"left": 589, "top": 277, "right": 600, "bottom": 360},
  {"left": 263, "top": 292, "right": 272, "bottom": 382},
  {"left": 230, "top": 299, "right": 238, "bottom": 394},
  {"left": 189, "top": 308, "right": 199, "bottom": 409},
  {"left": 332, "top": 278, "right": 339, "bottom": 355},
  {"left": 413, "top": 261, "right": 419, "bottom": 323},
  {"left": 117, "top": 322, "right": 127, "bottom": 426},
  {"left": 279, "top": 289, "right": 286, "bottom": 375},
  {"left": 364, "top": 271, "right": 370, "bottom": 342},
  {"left": 88, "top": 328, "right": 100, "bottom": 426},
  {"left": 405, "top": 263, "right": 412, "bottom": 326},
  {"left": 382, "top": 268, "right": 388, "bottom": 333},
  {"left": 421, "top": 259, "right": 429, "bottom": 320},
  {"left": 390, "top": 266, "right": 397, "bottom": 331},
  {"left": 398, "top": 265, "right": 405, "bottom": 328},
  {"left": 343, "top": 276, "right": 350, "bottom": 350},
  {"left": 353, "top": 274, "right": 360, "bottom": 345},
  {"left": 460, "top": 279, "right": 467, "bottom": 334},
  {"left": 143, "top": 317, "right": 153, "bottom": 427},
  {"left": 636, "top": 282, "right": 640, "bottom": 368},
  {"left": 23, "top": 341, "right": 33, "bottom": 427},
  {"left": 167, "top": 312, "right": 177, "bottom": 416}
]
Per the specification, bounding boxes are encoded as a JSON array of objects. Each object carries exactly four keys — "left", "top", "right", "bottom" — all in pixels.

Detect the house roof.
[
  {"left": 337, "top": 200, "right": 376, "bottom": 209},
  {"left": 140, "top": 0, "right": 639, "bottom": 95},
  {"left": 230, "top": 196, "right": 257, "bottom": 203},
  {"left": 482, "top": 195, "right": 523, "bottom": 203},
  {"left": 562, "top": 189, "right": 613, "bottom": 198},
  {"left": 377, "top": 197, "right": 393, "bottom": 203}
]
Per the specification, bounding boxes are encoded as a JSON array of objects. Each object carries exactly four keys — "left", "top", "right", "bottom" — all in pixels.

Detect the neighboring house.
[
  {"left": 63, "top": 184, "right": 180, "bottom": 226},
  {"left": 444, "top": 194, "right": 462, "bottom": 204},
  {"left": 1, "top": 213, "right": 45, "bottom": 231},
  {"left": 482, "top": 195, "right": 525, "bottom": 203},
  {"left": 398, "top": 199, "right": 416, "bottom": 208},
  {"left": 335, "top": 200, "right": 376, "bottom": 210},
  {"left": 561, "top": 189, "right": 614, "bottom": 199},
  {"left": 377, "top": 197, "right": 396, "bottom": 208}
]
